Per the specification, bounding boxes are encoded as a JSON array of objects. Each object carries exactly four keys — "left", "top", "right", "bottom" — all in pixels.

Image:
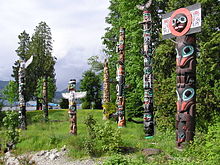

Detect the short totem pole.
[
  {"left": 62, "top": 79, "right": 86, "bottom": 135},
  {"left": 18, "top": 56, "right": 33, "bottom": 130},
  {"left": 103, "top": 59, "right": 110, "bottom": 120},
  {"left": 137, "top": 0, "right": 154, "bottom": 138},
  {"left": 162, "top": 4, "right": 201, "bottom": 148},
  {"left": 116, "top": 27, "right": 126, "bottom": 128}
]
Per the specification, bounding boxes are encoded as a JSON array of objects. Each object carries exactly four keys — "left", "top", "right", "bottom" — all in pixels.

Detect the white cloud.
[{"left": 0, "top": 0, "right": 110, "bottom": 90}]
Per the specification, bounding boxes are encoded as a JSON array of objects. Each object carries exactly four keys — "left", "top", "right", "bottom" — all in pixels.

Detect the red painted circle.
[{"left": 169, "top": 8, "right": 192, "bottom": 37}]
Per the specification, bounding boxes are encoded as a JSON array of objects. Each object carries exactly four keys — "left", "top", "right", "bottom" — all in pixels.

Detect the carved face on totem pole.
[
  {"left": 68, "top": 79, "right": 76, "bottom": 92},
  {"left": 172, "top": 14, "right": 187, "bottom": 32}
]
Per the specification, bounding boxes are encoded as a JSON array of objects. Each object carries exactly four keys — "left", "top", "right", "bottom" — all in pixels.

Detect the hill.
[{"left": 0, "top": 80, "right": 9, "bottom": 91}]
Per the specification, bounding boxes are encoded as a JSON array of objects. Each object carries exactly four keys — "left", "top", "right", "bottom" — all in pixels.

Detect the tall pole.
[
  {"left": 116, "top": 27, "right": 126, "bottom": 128},
  {"left": 137, "top": 0, "right": 154, "bottom": 138},
  {"left": 103, "top": 59, "right": 110, "bottom": 120},
  {"left": 18, "top": 58, "right": 27, "bottom": 130},
  {"left": 42, "top": 76, "right": 48, "bottom": 121},
  {"left": 68, "top": 79, "right": 77, "bottom": 135},
  {"left": 162, "top": 3, "right": 201, "bottom": 148},
  {"left": 176, "top": 35, "right": 196, "bottom": 148}
]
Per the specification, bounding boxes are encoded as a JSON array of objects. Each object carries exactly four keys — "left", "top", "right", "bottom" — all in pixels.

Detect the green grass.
[{"left": 1, "top": 109, "right": 218, "bottom": 164}]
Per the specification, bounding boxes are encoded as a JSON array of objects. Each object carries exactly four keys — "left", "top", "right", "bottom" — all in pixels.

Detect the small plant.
[
  {"left": 3, "top": 110, "right": 20, "bottom": 150},
  {"left": 102, "top": 102, "right": 116, "bottom": 120},
  {"left": 83, "top": 114, "right": 98, "bottom": 157},
  {"left": 96, "top": 121, "right": 123, "bottom": 153},
  {"left": 103, "top": 154, "right": 146, "bottom": 165}
]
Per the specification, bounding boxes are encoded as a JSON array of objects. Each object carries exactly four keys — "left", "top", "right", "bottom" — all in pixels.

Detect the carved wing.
[
  {"left": 136, "top": 5, "right": 144, "bottom": 10},
  {"left": 136, "top": 0, "right": 152, "bottom": 10},
  {"left": 75, "top": 92, "right": 87, "bottom": 99},
  {"left": 62, "top": 93, "right": 70, "bottom": 99},
  {"left": 25, "top": 55, "right": 33, "bottom": 68}
]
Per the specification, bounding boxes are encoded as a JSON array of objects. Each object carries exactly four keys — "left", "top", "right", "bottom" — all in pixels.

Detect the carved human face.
[
  {"left": 68, "top": 79, "right": 76, "bottom": 91},
  {"left": 172, "top": 14, "right": 187, "bottom": 32}
]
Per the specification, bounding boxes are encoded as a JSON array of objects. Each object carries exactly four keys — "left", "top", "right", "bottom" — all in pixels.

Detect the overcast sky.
[{"left": 0, "top": 0, "right": 110, "bottom": 90}]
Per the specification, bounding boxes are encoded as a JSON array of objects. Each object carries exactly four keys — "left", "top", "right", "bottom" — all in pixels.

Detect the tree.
[
  {"left": 80, "top": 70, "right": 102, "bottom": 109},
  {"left": 2, "top": 81, "right": 18, "bottom": 107},
  {"left": 29, "top": 21, "right": 56, "bottom": 119}
]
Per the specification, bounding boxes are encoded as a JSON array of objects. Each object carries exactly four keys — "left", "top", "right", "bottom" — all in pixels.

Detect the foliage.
[
  {"left": 12, "top": 22, "right": 56, "bottom": 104},
  {"left": 3, "top": 111, "right": 20, "bottom": 147},
  {"left": 87, "top": 55, "right": 104, "bottom": 72},
  {"left": 102, "top": 102, "right": 116, "bottom": 119},
  {"left": 35, "top": 77, "right": 56, "bottom": 103},
  {"left": 2, "top": 80, "right": 18, "bottom": 106},
  {"left": 80, "top": 70, "right": 102, "bottom": 109},
  {"left": 81, "top": 101, "right": 91, "bottom": 109},
  {"left": 83, "top": 114, "right": 123, "bottom": 156},
  {"left": 103, "top": 154, "right": 146, "bottom": 165},
  {"left": 59, "top": 98, "right": 69, "bottom": 109}
]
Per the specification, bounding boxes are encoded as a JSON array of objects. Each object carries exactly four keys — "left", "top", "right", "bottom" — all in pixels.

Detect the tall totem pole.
[
  {"left": 18, "top": 56, "right": 33, "bottom": 130},
  {"left": 42, "top": 77, "right": 48, "bottom": 121},
  {"left": 62, "top": 79, "right": 86, "bottom": 135},
  {"left": 103, "top": 59, "right": 110, "bottom": 120},
  {"left": 116, "top": 27, "right": 126, "bottom": 128},
  {"left": 162, "top": 4, "right": 201, "bottom": 148},
  {"left": 137, "top": 0, "right": 154, "bottom": 138}
]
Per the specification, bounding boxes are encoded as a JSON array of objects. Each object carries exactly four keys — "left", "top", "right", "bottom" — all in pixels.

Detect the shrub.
[
  {"left": 60, "top": 98, "right": 69, "bottom": 109},
  {"left": 103, "top": 154, "right": 146, "bottom": 165},
  {"left": 3, "top": 110, "right": 20, "bottom": 150},
  {"left": 83, "top": 114, "right": 123, "bottom": 157},
  {"left": 102, "top": 102, "right": 116, "bottom": 120},
  {"left": 82, "top": 101, "right": 91, "bottom": 109}
]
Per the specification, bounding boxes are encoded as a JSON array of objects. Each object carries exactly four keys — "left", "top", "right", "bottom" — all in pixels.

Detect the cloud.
[{"left": 0, "top": 0, "right": 110, "bottom": 90}]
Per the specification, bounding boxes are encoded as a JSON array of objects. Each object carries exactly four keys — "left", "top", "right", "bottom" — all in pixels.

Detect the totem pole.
[
  {"left": 162, "top": 4, "right": 201, "bottom": 148},
  {"left": 62, "top": 79, "right": 86, "bottom": 135},
  {"left": 116, "top": 27, "right": 126, "bottom": 128},
  {"left": 103, "top": 59, "right": 110, "bottom": 120},
  {"left": 18, "top": 56, "right": 33, "bottom": 130},
  {"left": 42, "top": 77, "right": 48, "bottom": 121},
  {"left": 137, "top": 0, "right": 154, "bottom": 138}
]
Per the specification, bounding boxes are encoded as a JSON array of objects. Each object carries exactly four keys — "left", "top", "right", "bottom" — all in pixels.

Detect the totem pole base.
[{"left": 145, "top": 136, "right": 153, "bottom": 139}]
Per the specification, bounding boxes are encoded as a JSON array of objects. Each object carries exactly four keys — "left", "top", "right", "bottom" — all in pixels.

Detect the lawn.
[{"left": 1, "top": 109, "right": 216, "bottom": 164}]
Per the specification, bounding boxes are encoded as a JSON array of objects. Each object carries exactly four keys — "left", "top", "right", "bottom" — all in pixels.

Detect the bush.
[
  {"left": 83, "top": 114, "right": 123, "bottom": 157},
  {"left": 3, "top": 111, "right": 20, "bottom": 150},
  {"left": 102, "top": 102, "right": 116, "bottom": 120},
  {"left": 103, "top": 154, "right": 146, "bottom": 165},
  {"left": 82, "top": 101, "right": 91, "bottom": 109},
  {"left": 60, "top": 98, "right": 69, "bottom": 109}
]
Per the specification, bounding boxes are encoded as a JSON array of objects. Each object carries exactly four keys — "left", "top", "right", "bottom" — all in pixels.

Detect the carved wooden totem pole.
[
  {"left": 116, "top": 27, "right": 126, "bottom": 128},
  {"left": 42, "top": 77, "right": 48, "bottom": 121},
  {"left": 103, "top": 59, "right": 110, "bottom": 120},
  {"left": 62, "top": 79, "right": 86, "bottom": 135},
  {"left": 137, "top": 0, "right": 154, "bottom": 138},
  {"left": 162, "top": 4, "right": 201, "bottom": 148},
  {"left": 18, "top": 56, "right": 33, "bottom": 130}
]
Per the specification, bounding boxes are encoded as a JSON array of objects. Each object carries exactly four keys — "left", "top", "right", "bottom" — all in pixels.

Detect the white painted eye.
[
  {"left": 182, "top": 88, "right": 195, "bottom": 101},
  {"left": 178, "top": 16, "right": 187, "bottom": 23},
  {"left": 182, "top": 46, "right": 194, "bottom": 57}
]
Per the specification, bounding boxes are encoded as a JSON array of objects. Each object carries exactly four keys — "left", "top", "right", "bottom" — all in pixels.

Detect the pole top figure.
[
  {"left": 68, "top": 79, "right": 76, "bottom": 91},
  {"left": 162, "top": 3, "right": 201, "bottom": 39},
  {"left": 136, "top": 0, "right": 152, "bottom": 11}
]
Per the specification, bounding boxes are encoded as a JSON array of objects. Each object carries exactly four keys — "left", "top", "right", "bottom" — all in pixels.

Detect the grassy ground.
[{"left": 1, "top": 109, "right": 216, "bottom": 164}]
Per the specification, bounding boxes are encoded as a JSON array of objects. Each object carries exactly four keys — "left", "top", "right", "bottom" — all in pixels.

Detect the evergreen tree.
[
  {"left": 80, "top": 70, "right": 102, "bottom": 109},
  {"left": 29, "top": 21, "right": 56, "bottom": 118}
]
